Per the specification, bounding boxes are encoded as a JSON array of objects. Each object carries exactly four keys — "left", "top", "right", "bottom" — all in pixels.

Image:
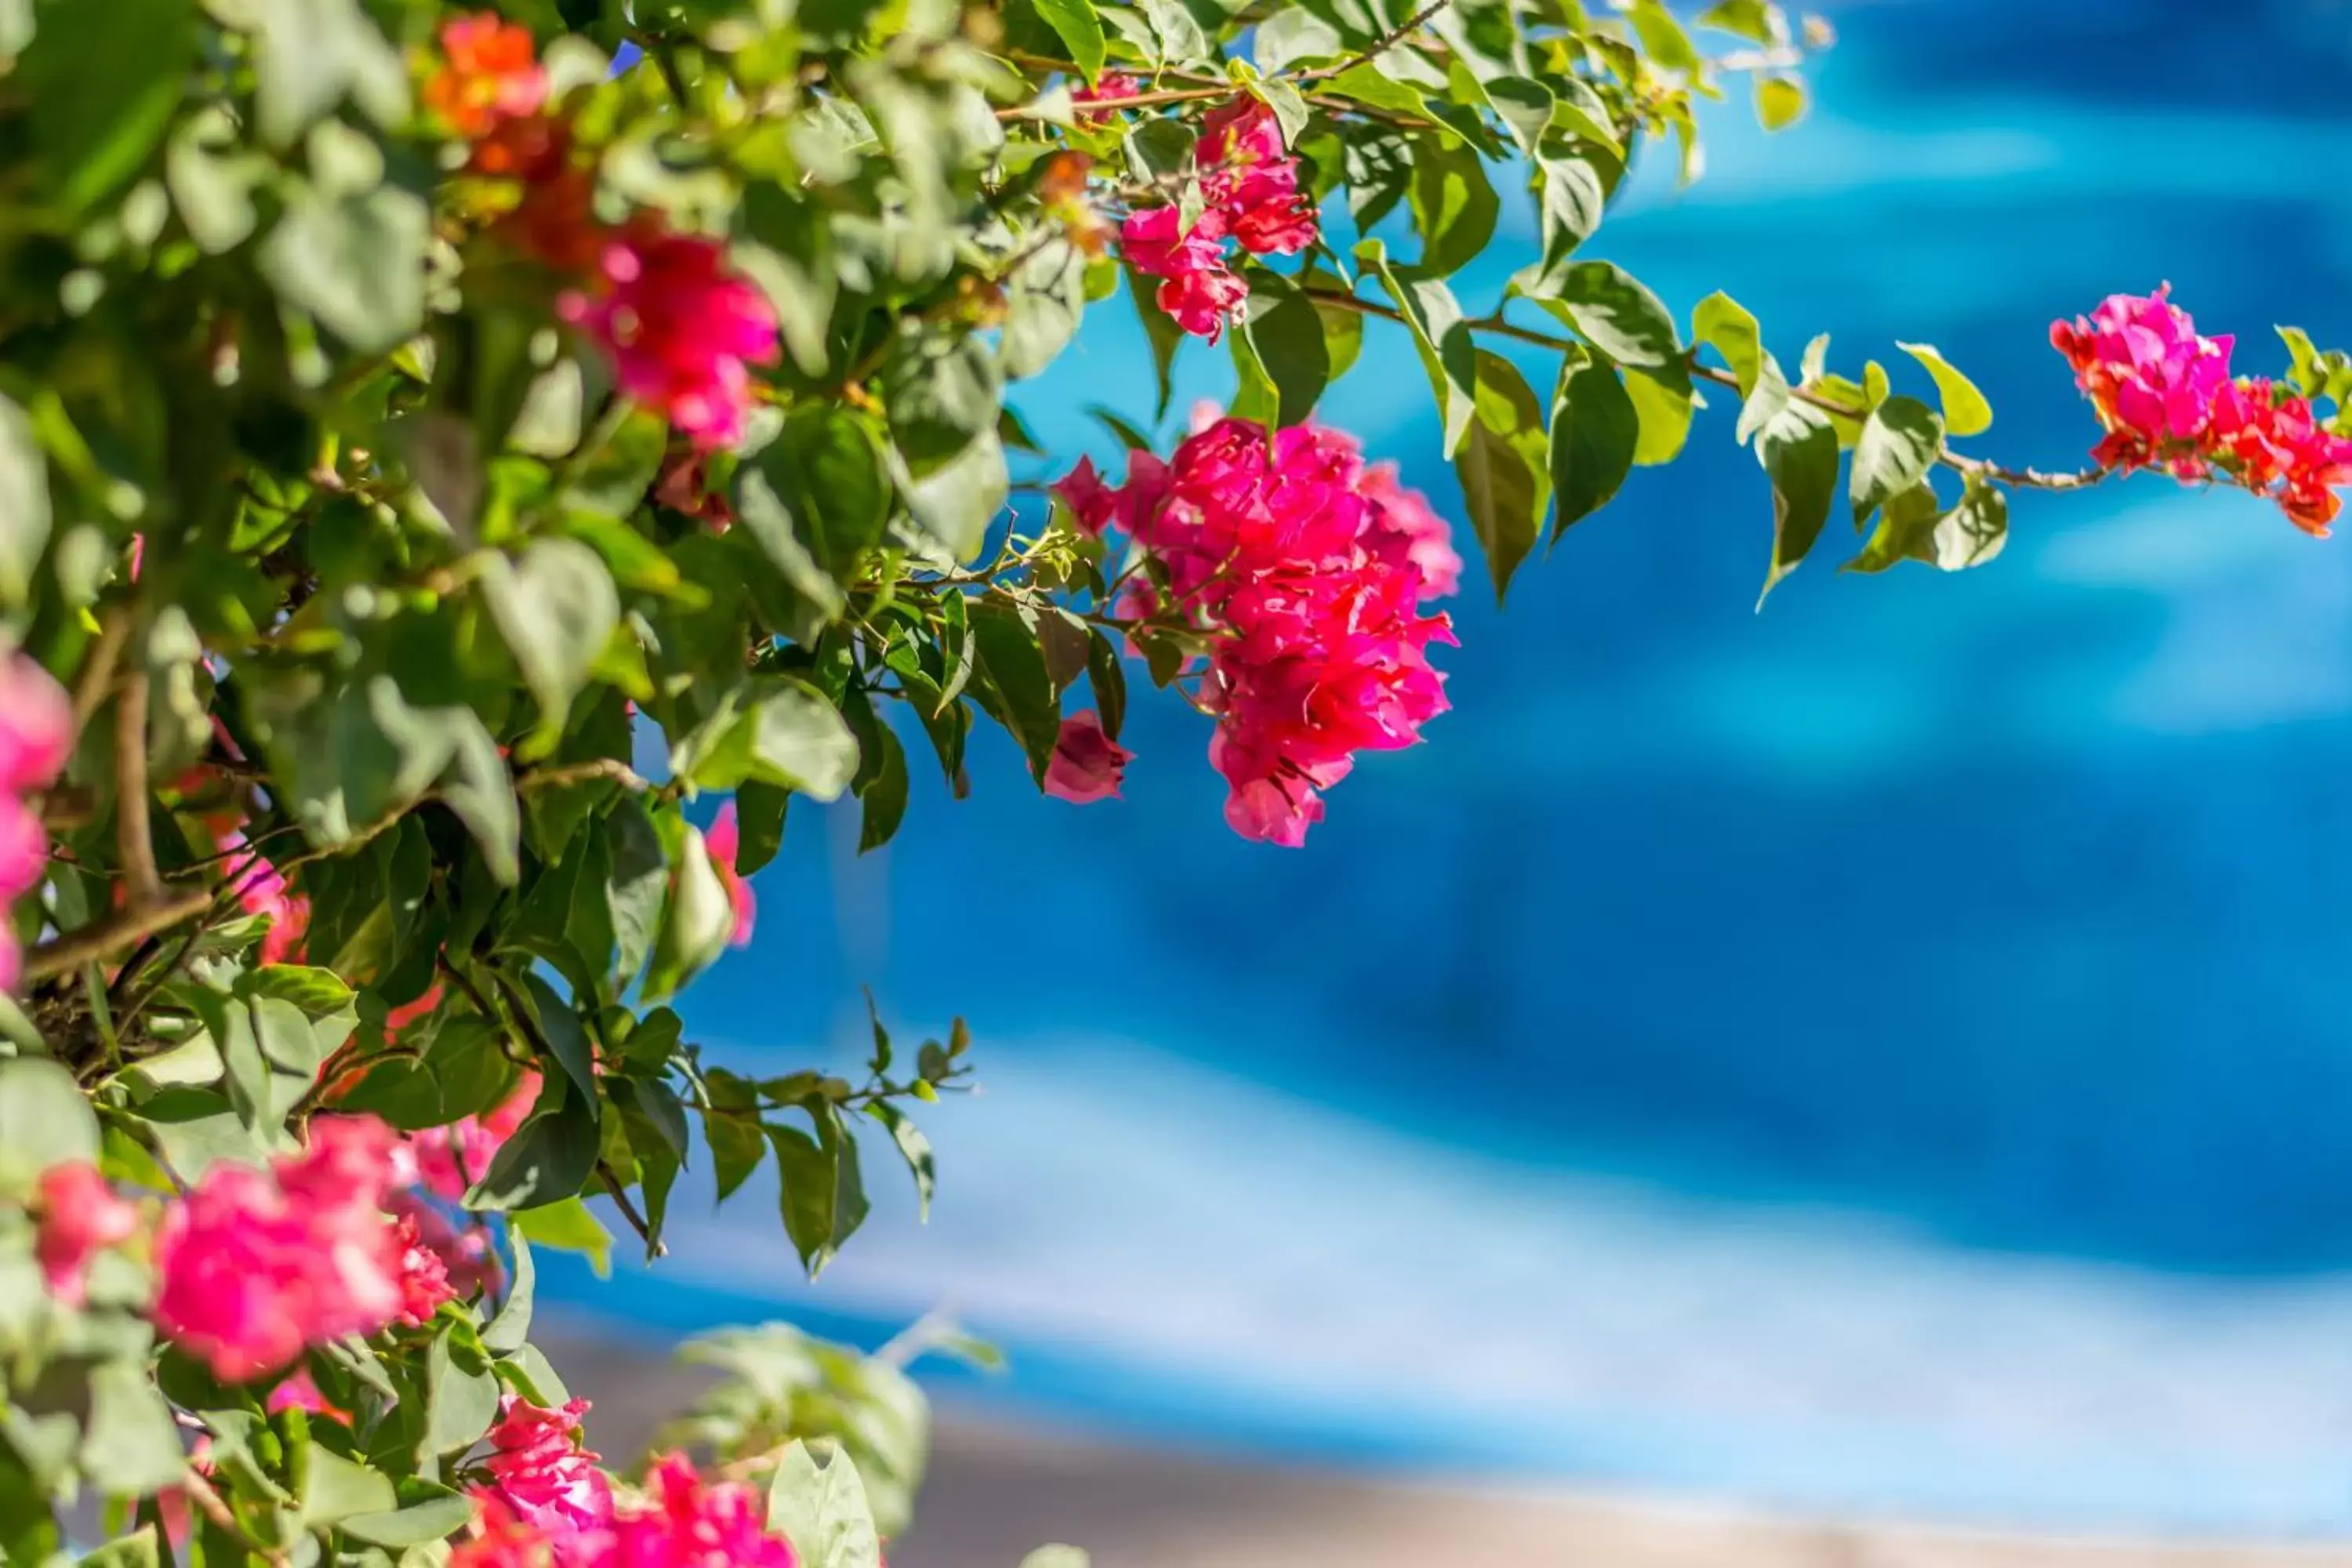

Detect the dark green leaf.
[
  {"left": 343, "top": 1492, "right": 477, "bottom": 1548},
  {"left": 1532, "top": 261, "right": 1680, "bottom": 370},
  {"left": 605, "top": 796, "right": 668, "bottom": 985},
  {"left": 423, "top": 1328, "right": 500, "bottom": 1458},
  {"left": 1757, "top": 401, "right": 1839, "bottom": 601},
  {"left": 466, "top": 1084, "right": 600, "bottom": 1210},
  {"left": 1358, "top": 239, "right": 1478, "bottom": 456},
  {"left": 882, "top": 329, "right": 1002, "bottom": 473},
  {"left": 1844, "top": 480, "right": 1944, "bottom": 574},
  {"left": 20, "top": 0, "right": 192, "bottom": 216},
  {"left": 1085, "top": 628, "right": 1127, "bottom": 742},
  {"left": 1238, "top": 273, "right": 1330, "bottom": 430},
  {"left": 1455, "top": 351, "right": 1551, "bottom": 601},
  {"left": 521, "top": 973, "right": 598, "bottom": 1104},
  {"left": 734, "top": 781, "right": 789, "bottom": 877},
  {"left": 1547, "top": 355, "right": 1638, "bottom": 538},
  {"left": 857, "top": 720, "right": 909, "bottom": 854},
  {"left": 1408, "top": 140, "right": 1499, "bottom": 278},
  {"left": 967, "top": 598, "right": 1061, "bottom": 784},
  {"left": 481, "top": 1234, "right": 535, "bottom": 1353},
  {"left": 866, "top": 1101, "right": 935, "bottom": 1220}
]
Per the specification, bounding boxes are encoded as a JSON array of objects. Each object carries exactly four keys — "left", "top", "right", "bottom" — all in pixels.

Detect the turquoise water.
[{"left": 556, "top": 0, "right": 2352, "bottom": 1534}]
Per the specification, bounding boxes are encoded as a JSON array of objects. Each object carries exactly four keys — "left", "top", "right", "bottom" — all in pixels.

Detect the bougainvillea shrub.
[{"left": 0, "top": 0, "right": 2342, "bottom": 1562}]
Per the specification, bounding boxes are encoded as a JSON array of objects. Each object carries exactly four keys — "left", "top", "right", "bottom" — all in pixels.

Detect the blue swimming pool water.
[{"left": 555, "top": 0, "right": 2352, "bottom": 1531}]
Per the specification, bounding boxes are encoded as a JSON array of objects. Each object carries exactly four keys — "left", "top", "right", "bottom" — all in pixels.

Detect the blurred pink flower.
[
  {"left": 481, "top": 1396, "right": 614, "bottom": 1539},
  {"left": 34, "top": 1160, "right": 138, "bottom": 1308},
  {"left": 1043, "top": 713, "right": 1131, "bottom": 804},
  {"left": 561, "top": 221, "right": 779, "bottom": 451},
  {"left": 608, "top": 1453, "right": 793, "bottom": 1568},
  {"left": 704, "top": 803, "right": 757, "bottom": 948}
]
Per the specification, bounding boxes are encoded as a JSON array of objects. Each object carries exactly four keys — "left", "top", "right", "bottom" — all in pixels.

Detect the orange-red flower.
[{"left": 425, "top": 13, "right": 549, "bottom": 140}]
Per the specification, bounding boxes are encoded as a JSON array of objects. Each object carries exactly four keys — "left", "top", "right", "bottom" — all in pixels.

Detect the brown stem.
[
  {"left": 23, "top": 889, "right": 211, "bottom": 985},
  {"left": 70, "top": 607, "right": 132, "bottom": 739},
  {"left": 1301, "top": 0, "right": 1454, "bottom": 79},
  {"left": 114, "top": 668, "right": 162, "bottom": 907},
  {"left": 598, "top": 1162, "right": 668, "bottom": 1258},
  {"left": 516, "top": 757, "right": 655, "bottom": 794}
]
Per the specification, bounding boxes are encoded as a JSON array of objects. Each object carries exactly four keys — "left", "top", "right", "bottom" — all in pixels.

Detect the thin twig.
[
  {"left": 516, "top": 757, "right": 655, "bottom": 794},
  {"left": 178, "top": 1468, "right": 290, "bottom": 1568},
  {"left": 23, "top": 889, "right": 211, "bottom": 985},
  {"left": 598, "top": 1163, "right": 669, "bottom": 1258},
  {"left": 70, "top": 607, "right": 132, "bottom": 739},
  {"left": 1301, "top": 0, "right": 1454, "bottom": 79}
]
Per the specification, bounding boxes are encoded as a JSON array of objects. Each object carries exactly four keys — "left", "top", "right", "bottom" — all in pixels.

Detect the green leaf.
[
  {"left": 481, "top": 1234, "right": 535, "bottom": 1353},
  {"left": 1085, "top": 628, "right": 1127, "bottom": 742},
  {"left": 768, "top": 1441, "right": 884, "bottom": 1568},
  {"left": 1755, "top": 74, "right": 1806, "bottom": 130},
  {"left": 883, "top": 329, "right": 1002, "bottom": 473},
  {"left": 78, "top": 1361, "right": 185, "bottom": 1498},
  {"left": 1627, "top": 0, "right": 1701, "bottom": 73},
  {"left": 605, "top": 796, "right": 668, "bottom": 984},
  {"left": 1844, "top": 480, "right": 1944, "bottom": 574},
  {"left": 1237, "top": 272, "right": 1330, "bottom": 430},
  {"left": 1894, "top": 341, "right": 1993, "bottom": 438},
  {"left": 262, "top": 183, "right": 429, "bottom": 354},
  {"left": 1625, "top": 364, "right": 1695, "bottom": 466},
  {"left": 1407, "top": 140, "right": 1499, "bottom": 278},
  {"left": 1031, "top": 0, "right": 1105, "bottom": 79},
  {"left": 0, "top": 391, "right": 51, "bottom": 610},
  {"left": 670, "top": 677, "right": 860, "bottom": 799},
  {"left": 1512, "top": 145, "right": 1614, "bottom": 297},
  {"left": 484, "top": 539, "right": 620, "bottom": 736},
  {"left": 466, "top": 1084, "right": 600, "bottom": 1211},
  {"left": 247, "top": 0, "right": 408, "bottom": 147},
  {"left": 1250, "top": 78, "right": 1312, "bottom": 150},
  {"left": 299, "top": 1445, "right": 398, "bottom": 1527},
  {"left": 1693, "top": 291, "right": 1763, "bottom": 398},
  {"left": 734, "top": 781, "right": 789, "bottom": 877},
  {"left": 1136, "top": 0, "right": 1207, "bottom": 64},
  {"left": 967, "top": 598, "right": 1061, "bottom": 784},
  {"left": 1019, "top": 1551, "right": 1091, "bottom": 1568},
  {"left": 1849, "top": 396, "right": 1944, "bottom": 525},
  {"left": 513, "top": 1195, "right": 615, "bottom": 1277},
  {"left": 19, "top": 0, "right": 193, "bottom": 216},
  {"left": 1532, "top": 261, "right": 1680, "bottom": 370},
  {"left": 495, "top": 1342, "right": 572, "bottom": 1408},
  {"left": 1756, "top": 401, "right": 1839, "bottom": 602},
  {"left": 343, "top": 1491, "right": 477, "bottom": 1548},
  {"left": 856, "top": 721, "right": 909, "bottom": 854},
  {"left": 1004, "top": 241, "right": 1087, "bottom": 382},
  {"left": 1933, "top": 479, "right": 2008, "bottom": 570},
  {"left": 1254, "top": 9, "right": 1340, "bottom": 71},
  {"left": 1358, "top": 239, "right": 1478, "bottom": 456},
  {"left": 521, "top": 974, "right": 598, "bottom": 1104},
  {"left": 771, "top": 1102, "right": 869, "bottom": 1277},
  {"left": 641, "top": 822, "right": 735, "bottom": 1004},
  {"left": 1699, "top": 0, "right": 1784, "bottom": 42},
  {"left": 897, "top": 430, "right": 1008, "bottom": 564},
  {"left": 1483, "top": 76, "right": 1555, "bottom": 158},
  {"left": 1454, "top": 351, "right": 1551, "bottom": 601},
  {"left": 1547, "top": 354, "right": 1638, "bottom": 539},
  {"left": 866, "top": 1101, "right": 935, "bottom": 1220},
  {"left": 0, "top": 1059, "right": 99, "bottom": 1197},
  {"left": 78, "top": 1531, "right": 162, "bottom": 1568}
]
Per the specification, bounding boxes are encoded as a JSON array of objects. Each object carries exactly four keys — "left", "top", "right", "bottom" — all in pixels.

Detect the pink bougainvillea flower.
[
  {"left": 1118, "top": 206, "right": 1247, "bottom": 340},
  {"left": 1081, "top": 417, "right": 1455, "bottom": 844},
  {"left": 1043, "top": 713, "right": 1132, "bottom": 804},
  {"left": 391, "top": 1210, "right": 457, "bottom": 1327},
  {"left": 2207, "top": 377, "right": 2352, "bottom": 537},
  {"left": 703, "top": 802, "right": 757, "bottom": 948},
  {"left": 608, "top": 1453, "right": 794, "bottom": 1568},
  {"left": 1072, "top": 69, "right": 1143, "bottom": 122},
  {"left": 265, "top": 1366, "right": 350, "bottom": 1422},
  {"left": 481, "top": 1396, "right": 615, "bottom": 1539},
  {"left": 1052, "top": 456, "right": 1117, "bottom": 536},
  {"left": 452, "top": 1495, "right": 570, "bottom": 1568},
  {"left": 152, "top": 1115, "right": 414, "bottom": 1381},
  {"left": 220, "top": 829, "right": 310, "bottom": 966},
  {"left": 34, "top": 1161, "right": 139, "bottom": 1308},
  {"left": 2050, "top": 287, "right": 2234, "bottom": 474},
  {"left": 560, "top": 220, "right": 780, "bottom": 451},
  {"left": 0, "top": 653, "right": 71, "bottom": 795},
  {"left": 387, "top": 1192, "right": 504, "bottom": 1301},
  {"left": 426, "top": 13, "right": 550, "bottom": 140}
]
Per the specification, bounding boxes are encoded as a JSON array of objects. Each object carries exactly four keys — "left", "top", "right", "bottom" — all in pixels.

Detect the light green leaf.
[
  {"left": 670, "top": 677, "right": 860, "bottom": 799},
  {"left": 248, "top": 0, "right": 408, "bottom": 147},
  {"left": 1933, "top": 480, "right": 2009, "bottom": 570},
  {"left": 343, "top": 1493, "right": 477, "bottom": 1548},
  {"left": 1755, "top": 74, "right": 1806, "bottom": 130},
  {"left": 641, "top": 822, "right": 735, "bottom": 1004},
  {"left": 1003, "top": 241, "right": 1087, "bottom": 382},
  {"left": 1135, "top": 0, "right": 1207, "bottom": 64},
  {"left": 78, "top": 1361, "right": 184, "bottom": 1498},
  {"left": 1625, "top": 365, "right": 1695, "bottom": 467},
  {"left": 1548, "top": 354, "right": 1637, "bottom": 538},
  {"left": 1032, "top": 0, "right": 1105, "bottom": 80},
  {"left": 1895, "top": 341, "right": 1993, "bottom": 438},
  {"left": 0, "top": 1059, "right": 99, "bottom": 1197},
  {"left": 1844, "top": 481, "right": 1944, "bottom": 574},
  {"left": 1693, "top": 292, "right": 1763, "bottom": 398},
  {"left": 1020, "top": 1551, "right": 1091, "bottom": 1568},
  {"left": 261, "top": 183, "right": 428, "bottom": 354},
  {"left": 1254, "top": 9, "right": 1340, "bottom": 71},
  {"left": 513, "top": 1195, "right": 614, "bottom": 1278},
  {"left": 299, "top": 1446, "right": 398, "bottom": 1527},
  {"left": 768, "top": 1441, "right": 884, "bottom": 1568},
  {"left": 0, "top": 390, "right": 51, "bottom": 610},
  {"left": 484, "top": 539, "right": 619, "bottom": 736},
  {"left": 897, "top": 430, "right": 1008, "bottom": 564},
  {"left": 481, "top": 1234, "right": 535, "bottom": 1354},
  {"left": 1358, "top": 240, "right": 1478, "bottom": 456}
]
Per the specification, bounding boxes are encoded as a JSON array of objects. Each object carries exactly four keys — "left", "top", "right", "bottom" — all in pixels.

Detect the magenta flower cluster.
[{"left": 1120, "top": 100, "right": 1319, "bottom": 339}]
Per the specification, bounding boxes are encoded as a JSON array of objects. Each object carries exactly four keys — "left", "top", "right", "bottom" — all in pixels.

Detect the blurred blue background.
[{"left": 557, "top": 0, "right": 2352, "bottom": 1537}]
